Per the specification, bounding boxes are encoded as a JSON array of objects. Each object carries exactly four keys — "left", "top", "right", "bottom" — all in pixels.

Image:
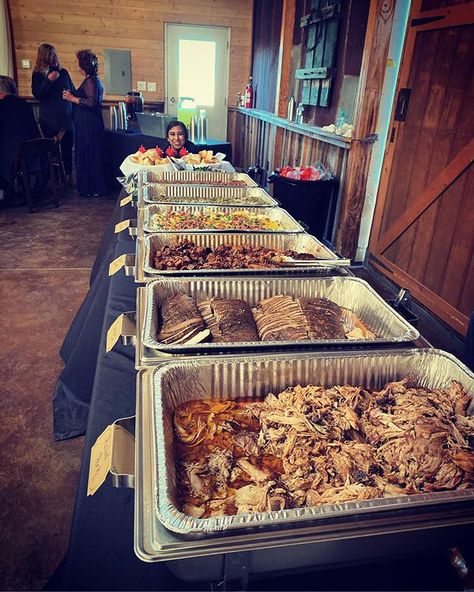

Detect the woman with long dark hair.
[
  {"left": 62, "top": 49, "right": 106, "bottom": 197},
  {"left": 164, "top": 120, "right": 197, "bottom": 158},
  {"left": 31, "top": 43, "right": 74, "bottom": 184}
]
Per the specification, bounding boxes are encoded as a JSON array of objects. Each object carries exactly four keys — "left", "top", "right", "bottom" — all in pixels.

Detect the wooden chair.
[
  {"left": 16, "top": 137, "right": 59, "bottom": 213},
  {"left": 51, "top": 128, "right": 67, "bottom": 187}
]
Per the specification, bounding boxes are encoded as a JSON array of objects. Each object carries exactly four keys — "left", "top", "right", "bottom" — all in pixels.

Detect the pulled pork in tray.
[
  {"left": 153, "top": 240, "right": 316, "bottom": 271},
  {"left": 173, "top": 378, "right": 474, "bottom": 518}
]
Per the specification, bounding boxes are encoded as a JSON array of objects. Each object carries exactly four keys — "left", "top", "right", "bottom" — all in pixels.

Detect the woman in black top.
[
  {"left": 63, "top": 49, "right": 106, "bottom": 197},
  {"left": 164, "top": 120, "right": 197, "bottom": 158},
  {"left": 31, "top": 43, "right": 74, "bottom": 182}
]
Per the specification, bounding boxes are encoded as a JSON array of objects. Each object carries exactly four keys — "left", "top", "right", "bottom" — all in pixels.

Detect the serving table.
[{"left": 49, "top": 188, "right": 473, "bottom": 590}]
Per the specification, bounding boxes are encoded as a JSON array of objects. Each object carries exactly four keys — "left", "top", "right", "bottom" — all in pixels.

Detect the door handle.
[
  {"left": 169, "top": 96, "right": 176, "bottom": 103},
  {"left": 394, "top": 88, "right": 412, "bottom": 121}
]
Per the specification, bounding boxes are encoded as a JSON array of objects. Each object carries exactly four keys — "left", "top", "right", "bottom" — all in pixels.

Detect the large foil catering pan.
[
  {"left": 142, "top": 232, "right": 345, "bottom": 278},
  {"left": 139, "top": 170, "right": 257, "bottom": 187},
  {"left": 142, "top": 276, "right": 419, "bottom": 354},
  {"left": 152, "top": 349, "right": 474, "bottom": 535},
  {"left": 142, "top": 204, "right": 305, "bottom": 234},
  {"left": 140, "top": 184, "right": 278, "bottom": 207}
]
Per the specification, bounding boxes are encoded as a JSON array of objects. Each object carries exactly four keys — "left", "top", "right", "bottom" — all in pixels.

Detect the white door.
[{"left": 165, "top": 23, "right": 229, "bottom": 140}]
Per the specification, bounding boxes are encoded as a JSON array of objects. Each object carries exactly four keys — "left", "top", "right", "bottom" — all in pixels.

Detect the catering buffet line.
[{"left": 106, "top": 168, "right": 474, "bottom": 583}]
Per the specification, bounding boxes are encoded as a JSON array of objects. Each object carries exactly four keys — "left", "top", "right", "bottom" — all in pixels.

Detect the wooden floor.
[{"left": 0, "top": 186, "right": 468, "bottom": 590}]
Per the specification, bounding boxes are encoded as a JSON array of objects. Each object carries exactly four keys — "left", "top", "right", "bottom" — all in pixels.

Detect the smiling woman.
[{"left": 164, "top": 119, "right": 197, "bottom": 158}]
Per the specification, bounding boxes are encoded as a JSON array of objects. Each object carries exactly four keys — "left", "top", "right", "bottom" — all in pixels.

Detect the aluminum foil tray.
[
  {"left": 142, "top": 204, "right": 305, "bottom": 234},
  {"left": 141, "top": 232, "right": 344, "bottom": 278},
  {"left": 142, "top": 276, "right": 419, "bottom": 354},
  {"left": 140, "top": 185, "right": 278, "bottom": 207},
  {"left": 139, "top": 170, "right": 257, "bottom": 187},
  {"left": 152, "top": 349, "right": 474, "bottom": 535}
]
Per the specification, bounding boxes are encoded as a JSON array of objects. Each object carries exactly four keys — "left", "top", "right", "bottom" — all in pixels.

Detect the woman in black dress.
[
  {"left": 164, "top": 120, "right": 197, "bottom": 158},
  {"left": 31, "top": 43, "right": 74, "bottom": 183},
  {"left": 62, "top": 49, "right": 106, "bottom": 197}
]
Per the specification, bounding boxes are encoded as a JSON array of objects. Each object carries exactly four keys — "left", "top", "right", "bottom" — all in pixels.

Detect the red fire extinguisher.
[{"left": 244, "top": 76, "right": 253, "bottom": 108}]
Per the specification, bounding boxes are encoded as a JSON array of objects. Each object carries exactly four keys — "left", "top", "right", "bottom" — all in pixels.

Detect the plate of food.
[
  {"left": 171, "top": 150, "right": 235, "bottom": 173},
  {"left": 120, "top": 145, "right": 174, "bottom": 176}
]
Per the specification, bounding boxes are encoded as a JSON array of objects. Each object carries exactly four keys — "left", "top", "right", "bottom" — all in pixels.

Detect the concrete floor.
[{"left": 0, "top": 190, "right": 115, "bottom": 590}]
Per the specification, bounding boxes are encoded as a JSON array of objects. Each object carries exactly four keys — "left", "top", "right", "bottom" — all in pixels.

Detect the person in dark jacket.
[
  {"left": 164, "top": 120, "right": 197, "bottom": 158},
  {"left": 31, "top": 43, "right": 75, "bottom": 183},
  {"left": 0, "top": 76, "right": 40, "bottom": 200},
  {"left": 62, "top": 49, "right": 106, "bottom": 197}
]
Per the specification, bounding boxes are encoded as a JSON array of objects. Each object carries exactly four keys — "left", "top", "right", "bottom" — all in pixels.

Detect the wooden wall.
[
  {"left": 251, "top": 0, "right": 283, "bottom": 112},
  {"left": 247, "top": 0, "right": 370, "bottom": 126},
  {"left": 9, "top": 0, "right": 253, "bottom": 104}
]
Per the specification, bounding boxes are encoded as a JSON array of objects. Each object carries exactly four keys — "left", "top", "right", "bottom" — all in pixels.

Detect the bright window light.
[{"left": 178, "top": 39, "right": 216, "bottom": 106}]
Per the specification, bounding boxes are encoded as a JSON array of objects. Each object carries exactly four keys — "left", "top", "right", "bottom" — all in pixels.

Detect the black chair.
[
  {"left": 41, "top": 125, "right": 67, "bottom": 187},
  {"left": 15, "top": 137, "right": 59, "bottom": 213}
]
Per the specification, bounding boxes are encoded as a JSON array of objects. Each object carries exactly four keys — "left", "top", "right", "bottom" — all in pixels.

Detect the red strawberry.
[
  {"left": 138, "top": 144, "right": 146, "bottom": 153},
  {"left": 155, "top": 146, "right": 164, "bottom": 157},
  {"left": 166, "top": 146, "right": 174, "bottom": 157},
  {"left": 179, "top": 148, "right": 189, "bottom": 157}
]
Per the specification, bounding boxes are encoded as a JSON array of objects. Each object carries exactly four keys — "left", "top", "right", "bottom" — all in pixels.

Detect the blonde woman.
[{"left": 31, "top": 43, "right": 74, "bottom": 183}]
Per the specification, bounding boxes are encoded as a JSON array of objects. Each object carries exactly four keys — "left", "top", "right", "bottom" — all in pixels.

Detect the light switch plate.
[
  {"left": 137, "top": 81, "right": 146, "bottom": 90},
  {"left": 147, "top": 81, "right": 156, "bottom": 92},
  {"left": 21, "top": 59, "right": 31, "bottom": 68}
]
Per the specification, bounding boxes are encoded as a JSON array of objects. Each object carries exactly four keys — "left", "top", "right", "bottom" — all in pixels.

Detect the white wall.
[{"left": 355, "top": 0, "right": 411, "bottom": 262}]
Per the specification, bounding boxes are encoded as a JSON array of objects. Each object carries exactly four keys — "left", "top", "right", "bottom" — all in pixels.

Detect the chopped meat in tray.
[
  {"left": 153, "top": 240, "right": 317, "bottom": 271},
  {"left": 173, "top": 378, "right": 474, "bottom": 518}
]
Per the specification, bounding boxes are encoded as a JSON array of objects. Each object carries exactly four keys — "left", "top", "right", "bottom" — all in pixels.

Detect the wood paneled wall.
[
  {"left": 247, "top": 0, "right": 370, "bottom": 127},
  {"left": 251, "top": 0, "right": 283, "bottom": 112},
  {"left": 9, "top": 0, "right": 253, "bottom": 104},
  {"left": 228, "top": 107, "right": 349, "bottom": 175}
]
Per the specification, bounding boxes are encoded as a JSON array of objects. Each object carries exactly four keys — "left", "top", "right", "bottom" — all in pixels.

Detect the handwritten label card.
[
  {"left": 108, "top": 254, "right": 127, "bottom": 276},
  {"left": 87, "top": 425, "right": 113, "bottom": 496},
  {"left": 87, "top": 424, "right": 135, "bottom": 496},
  {"left": 106, "top": 314, "right": 124, "bottom": 353},
  {"left": 115, "top": 219, "right": 130, "bottom": 233},
  {"left": 120, "top": 195, "right": 133, "bottom": 207}
]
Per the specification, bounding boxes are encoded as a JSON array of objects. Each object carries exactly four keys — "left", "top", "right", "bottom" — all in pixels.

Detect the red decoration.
[
  {"left": 138, "top": 144, "right": 146, "bottom": 153},
  {"left": 179, "top": 147, "right": 189, "bottom": 157},
  {"left": 165, "top": 146, "right": 175, "bottom": 157},
  {"left": 155, "top": 146, "right": 164, "bottom": 157}
]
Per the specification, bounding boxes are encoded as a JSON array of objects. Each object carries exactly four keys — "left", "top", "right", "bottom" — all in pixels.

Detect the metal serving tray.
[
  {"left": 140, "top": 232, "right": 346, "bottom": 279},
  {"left": 150, "top": 350, "right": 474, "bottom": 537},
  {"left": 142, "top": 276, "right": 419, "bottom": 354},
  {"left": 139, "top": 170, "right": 257, "bottom": 187},
  {"left": 142, "top": 204, "right": 305, "bottom": 234},
  {"left": 140, "top": 185, "right": 278, "bottom": 207}
]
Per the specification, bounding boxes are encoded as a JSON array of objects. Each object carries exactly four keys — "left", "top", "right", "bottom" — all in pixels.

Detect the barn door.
[{"left": 369, "top": 0, "right": 474, "bottom": 335}]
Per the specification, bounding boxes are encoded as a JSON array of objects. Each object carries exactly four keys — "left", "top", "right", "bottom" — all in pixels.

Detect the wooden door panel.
[
  {"left": 423, "top": 166, "right": 468, "bottom": 293},
  {"left": 421, "top": 0, "right": 472, "bottom": 10},
  {"left": 407, "top": 132, "right": 454, "bottom": 279},
  {"left": 369, "top": 2, "right": 474, "bottom": 334},
  {"left": 439, "top": 27, "right": 474, "bottom": 133},
  {"left": 439, "top": 164, "right": 474, "bottom": 307},
  {"left": 459, "top": 254, "right": 474, "bottom": 314}
]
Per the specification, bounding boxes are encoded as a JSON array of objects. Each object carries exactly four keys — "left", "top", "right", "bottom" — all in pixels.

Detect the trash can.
[{"left": 268, "top": 173, "right": 338, "bottom": 241}]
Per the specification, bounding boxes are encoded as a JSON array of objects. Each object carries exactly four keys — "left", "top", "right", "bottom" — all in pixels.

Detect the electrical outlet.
[
  {"left": 147, "top": 81, "right": 156, "bottom": 92},
  {"left": 21, "top": 59, "right": 31, "bottom": 69},
  {"left": 137, "top": 81, "right": 146, "bottom": 91}
]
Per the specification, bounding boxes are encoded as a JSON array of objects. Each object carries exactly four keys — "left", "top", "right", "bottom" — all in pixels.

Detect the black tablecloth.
[
  {"left": 52, "top": 198, "right": 136, "bottom": 441},
  {"left": 49, "top": 197, "right": 473, "bottom": 590},
  {"left": 103, "top": 129, "right": 233, "bottom": 191}
]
